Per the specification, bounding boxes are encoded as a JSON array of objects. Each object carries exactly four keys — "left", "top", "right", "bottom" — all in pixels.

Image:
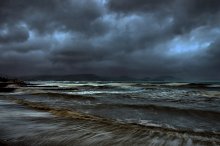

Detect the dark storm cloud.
[
  {"left": 107, "top": 0, "right": 220, "bottom": 14},
  {"left": 0, "top": 0, "right": 107, "bottom": 35},
  {"left": 0, "top": 0, "right": 220, "bottom": 79},
  {"left": 205, "top": 38, "right": 220, "bottom": 68},
  {"left": 0, "top": 24, "right": 29, "bottom": 44},
  {"left": 108, "top": 0, "right": 220, "bottom": 34},
  {"left": 107, "top": 0, "right": 174, "bottom": 13}
]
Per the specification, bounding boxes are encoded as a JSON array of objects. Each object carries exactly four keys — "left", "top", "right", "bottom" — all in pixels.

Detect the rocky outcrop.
[{"left": 0, "top": 76, "right": 26, "bottom": 92}]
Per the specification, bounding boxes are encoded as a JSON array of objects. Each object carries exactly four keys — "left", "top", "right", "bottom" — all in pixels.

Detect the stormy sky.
[{"left": 0, "top": 0, "right": 220, "bottom": 80}]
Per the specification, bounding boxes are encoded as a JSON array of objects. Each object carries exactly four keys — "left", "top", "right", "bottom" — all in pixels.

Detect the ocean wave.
[
  {"left": 6, "top": 98, "right": 218, "bottom": 137},
  {"left": 133, "top": 82, "right": 220, "bottom": 90},
  {"left": 0, "top": 97, "right": 218, "bottom": 146},
  {"left": 88, "top": 103, "right": 220, "bottom": 118},
  {"left": 32, "top": 92, "right": 96, "bottom": 100}
]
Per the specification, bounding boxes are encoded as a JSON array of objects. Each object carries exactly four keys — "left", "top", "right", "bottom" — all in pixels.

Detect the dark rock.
[{"left": 0, "top": 76, "right": 27, "bottom": 92}]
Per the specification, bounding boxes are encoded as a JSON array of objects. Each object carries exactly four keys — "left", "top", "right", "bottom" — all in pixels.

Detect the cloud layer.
[{"left": 0, "top": 0, "right": 220, "bottom": 80}]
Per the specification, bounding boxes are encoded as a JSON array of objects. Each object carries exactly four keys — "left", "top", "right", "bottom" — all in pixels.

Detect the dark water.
[{"left": 0, "top": 81, "right": 220, "bottom": 145}]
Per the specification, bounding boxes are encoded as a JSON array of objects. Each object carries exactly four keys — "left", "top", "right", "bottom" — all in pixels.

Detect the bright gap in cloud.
[
  {"left": 166, "top": 27, "right": 220, "bottom": 56},
  {"left": 53, "top": 31, "right": 70, "bottom": 43},
  {"left": 168, "top": 37, "right": 211, "bottom": 55}
]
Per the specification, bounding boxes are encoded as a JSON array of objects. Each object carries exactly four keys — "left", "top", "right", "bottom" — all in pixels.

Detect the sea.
[{"left": 0, "top": 81, "right": 219, "bottom": 146}]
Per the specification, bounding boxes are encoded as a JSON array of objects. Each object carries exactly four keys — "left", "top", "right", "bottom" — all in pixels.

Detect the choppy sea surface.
[{"left": 0, "top": 81, "right": 220, "bottom": 146}]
